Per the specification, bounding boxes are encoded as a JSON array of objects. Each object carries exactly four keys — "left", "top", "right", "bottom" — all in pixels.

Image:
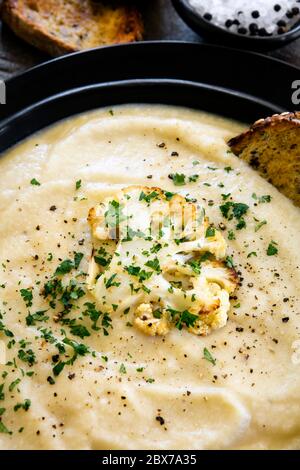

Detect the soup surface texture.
[{"left": 0, "top": 105, "right": 299, "bottom": 450}]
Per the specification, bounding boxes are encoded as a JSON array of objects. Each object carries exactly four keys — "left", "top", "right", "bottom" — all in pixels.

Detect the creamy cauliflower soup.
[{"left": 0, "top": 105, "right": 299, "bottom": 450}]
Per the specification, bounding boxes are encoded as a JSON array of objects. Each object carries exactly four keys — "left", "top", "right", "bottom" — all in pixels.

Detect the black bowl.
[
  {"left": 0, "top": 78, "right": 284, "bottom": 153},
  {"left": 0, "top": 41, "right": 298, "bottom": 153},
  {"left": 172, "top": 0, "right": 300, "bottom": 50}
]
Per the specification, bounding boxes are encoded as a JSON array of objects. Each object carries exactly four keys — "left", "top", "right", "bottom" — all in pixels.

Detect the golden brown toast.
[
  {"left": 228, "top": 112, "right": 300, "bottom": 207},
  {"left": 1, "top": 0, "right": 144, "bottom": 56}
]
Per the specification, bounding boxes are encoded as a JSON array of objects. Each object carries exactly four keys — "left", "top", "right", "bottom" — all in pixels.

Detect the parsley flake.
[
  {"left": 30, "top": 178, "right": 41, "bottom": 186},
  {"left": 169, "top": 173, "right": 186, "bottom": 186},
  {"left": 203, "top": 347, "right": 216, "bottom": 365},
  {"left": 267, "top": 242, "right": 278, "bottom": 256}
]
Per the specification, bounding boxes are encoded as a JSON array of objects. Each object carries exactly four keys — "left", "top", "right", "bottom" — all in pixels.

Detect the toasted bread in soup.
[
  {"left": 1, "top": 0, "right": 144, "bottom": 56},
  {"left": 228, "top": 112, "right": 300, "bottom": 207}
]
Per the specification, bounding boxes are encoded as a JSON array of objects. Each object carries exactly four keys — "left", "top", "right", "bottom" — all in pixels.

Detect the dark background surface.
[{"left": 0, "top": 0, "right": 299, "bottom": 81}]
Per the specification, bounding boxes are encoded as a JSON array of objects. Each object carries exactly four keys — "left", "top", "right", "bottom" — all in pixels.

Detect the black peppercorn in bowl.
[{"left": 172, "top": 0, "right": 300, "bottom": 50}]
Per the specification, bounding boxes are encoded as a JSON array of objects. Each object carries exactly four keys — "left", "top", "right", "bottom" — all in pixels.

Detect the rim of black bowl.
[
  {"left": 172, "top": 0, "right": 300, "bottom": 48},
  {"left": 1, "top": 41, "right": 299, "bottom": 124},
  {"left": 0, "top": 78, "right": 284, "bottom": 154}
]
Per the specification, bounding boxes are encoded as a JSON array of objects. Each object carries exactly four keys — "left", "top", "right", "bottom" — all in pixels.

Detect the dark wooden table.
[{"left": 0, "top": 0, "right": 299, "bottom": 81}]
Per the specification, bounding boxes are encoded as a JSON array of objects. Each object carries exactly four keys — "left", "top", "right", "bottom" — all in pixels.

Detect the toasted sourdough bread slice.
[
  {"left": 228, "top": 112, "right": 300, "bottom": 207},
  {"left": 1, "top": 0, "right": 143, "bottom": 56}
]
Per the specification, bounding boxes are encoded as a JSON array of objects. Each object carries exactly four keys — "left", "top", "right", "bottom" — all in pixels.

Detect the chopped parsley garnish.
[
  {"left": 169, "top": 173, "right": 186, "bottom": 186},
  {"left": 247, "top": 252, "right": 257, "bottom": 258},
  {"left": 139, "top": 191, "right": 159, "bottom": 203},
  {"left": 228, "top": 230, "right": 235, "bottom": 240},
  {"left": 20, "top": 288, "right": 33, "bottom": 307},
  {"left": 252, "top": 193, "right": 272, "bottom": 203},
  {"left": 225, "top": 255, "right": 235, "bottom": 269},
  {"left": 167, "top": 308, "right": 198, "bottom": 330},
  {"left": 101, "top": 313, "right": 112, "bottom": 336},
  {"left": 74, "top": 252, "right": 84, "bottom": 269},
  {"left": 219, "top": 201, "right": 249, "bottom": 230},
  {"left": 30, "top": 178, "right": 41, "bottom": 186},
  {"left": 69, "top": 324, "right": 90, "bottom": 339},
  {"left": 236, "top": 219, "right": 246, "bottom": 230},
  {"left": 18, "top": 348, "right": 36, "bottom": 367},
  {"left": 153, "top": 309, "right": 162, "bottom": 319},
  {"left": 82, "top": 302, "right": 101, "bottom": 331},
  {"left": 175, "top": 310, "right": 198, "bottom": 330},
  {"left": 75, "top": 179, "right": 82, "bottom": 190},
  {"left": 224, "top": 166, "right": 233, "bottom": 173},
  {"left": 54, "top": 259, "right": 74, "bottom": 276},
  {"left": 26, "top": 310, "right": 49, "bottom": 326},
  {"left": 9, "top": 378, "right": 21, "bottom": 392},
  {"left": 125, "top": 266, "right": 152, "bottom": 283},
  {"left": 82, "top": 302, "right": 112, "bottom": 335},
  {"left": 219, "top": 202, "right": 231, "bottom": 218},
  {"left": 43, "top": 278, "right": 85, "bottom": 315},
  {"left": 126, "top": 265, "right": 140, "bottom": 277},
  {"left": 164, "top": 191, "right": 175, "bottom": 200},
  {"left": 14, "top": 399, "right": 31, "bottom": 412},
  {"left": 142, "top": 285, "right": 151, "bottom": 294},
  {"left": 254, "top": 219, "right": 267, "bottom": 232},
  {"left": 203, "top": 347, "right": 216, "bottom": 365},
  {"left": 105, "top": 273, "right": 120, "bottom": 289},
  {"left": 205, "top": 226, "right": 215, "bottom": 238},
  {"left": 150, "top": 243, "right": 162, "bottom": 254},
  {"left": 94, "top": 247, "right": 111, "bottom": 267},
  {"left": 54, "top": 252, "right": 84, "bottom": 276},
  {"left": 119, "top": 363, "right": 127, "bottom": 374},
  {"left": 188, "top": 175, "right": 199, "bottom": 183},
  {"left": 232, "top": 203, "right": 249, "bottom": 219},
  {"left": 53, "top": 361, "right": 65, "bottom": 377},
  {"left": 94, "top": 256, "right": 109, "bottom": 266},
  {"left": 104, "top": 200, "right": 126, "bottom": 229},
  {"left": 0, "top": 421, "right": 11, "bottom": 434},
  {"left": 267, "top": 241, "right": 278, "bottom": 256},
  {"left": 52, "top": 337, "right": 89, "bottom": 377},
  {"left": 145, "top": 257, "right": 161, "bottom": 273},
  {"left": 0, "top": 321, "right": 14, "bottom": 338}
]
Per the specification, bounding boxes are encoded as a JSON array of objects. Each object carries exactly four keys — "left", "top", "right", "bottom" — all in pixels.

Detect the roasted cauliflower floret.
[
  {"left": 88, "top": 185, "right": 204, "bottom": 242},
  {"left": 198, "top": 261, "right": 238, "bottom": 294},
  {"left": 188, "top": 284, "right": 230, "bottom": 336},
  {"left": 134, "top": 303, "right": 171, "bottom": 336},
  {"left": 88, "top": 186, "right": 239, "bottom": 338}
]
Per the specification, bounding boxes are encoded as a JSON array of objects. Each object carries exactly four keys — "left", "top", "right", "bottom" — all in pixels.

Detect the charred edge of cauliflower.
[
  {"left": 134, "top": 303, "right": 171, "bottom": 336},
  {"left": 188, "top": 286, "right": 230, "bottom": 336},
  {"left": 200, "top": 260, "right": 239, "bottom": 294}
]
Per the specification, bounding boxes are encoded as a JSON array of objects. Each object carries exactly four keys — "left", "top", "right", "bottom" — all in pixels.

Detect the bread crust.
[
  {"left": 228, "top": 112, "right": 300, "bottom": 207},
  {"left": 1, "top": 0, "right": 144, "bottom": 56}
]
